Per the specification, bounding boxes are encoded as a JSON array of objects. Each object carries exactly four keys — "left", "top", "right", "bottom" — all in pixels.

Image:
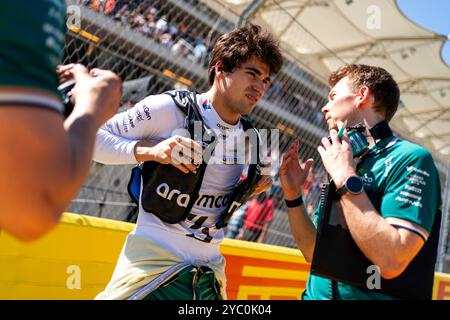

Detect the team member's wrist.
[
  {"left": 333, "top": 169, "right": 357, "bottom": 189},
  {"left": 283, "top": 190, "right": 303, "bottom": 201},
  {"left": 285, "top": 195, "right": 304, "bottom": 208}
]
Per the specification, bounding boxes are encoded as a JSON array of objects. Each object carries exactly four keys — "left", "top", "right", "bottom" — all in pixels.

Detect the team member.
[
  {"left": 280, "top": 64, "right": 441, "bottom": 299},
  {"left": 93, "top": 24, "right": 283, "bottom": 299},
  {"left": 0, "top": 1, "right": 121, "bottom": 240}
]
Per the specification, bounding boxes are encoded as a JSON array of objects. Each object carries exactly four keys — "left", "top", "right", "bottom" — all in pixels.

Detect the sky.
[{"left": 397, "top": 0, "right": 450, "bottom": 67}]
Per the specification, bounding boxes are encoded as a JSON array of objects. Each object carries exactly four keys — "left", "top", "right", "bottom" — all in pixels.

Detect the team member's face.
[
  {"left": 220, "top": 56, "right": 271, "bottom": 115},
  {"left": 321, "top": 76, "right": 361, "bottom": 130}
]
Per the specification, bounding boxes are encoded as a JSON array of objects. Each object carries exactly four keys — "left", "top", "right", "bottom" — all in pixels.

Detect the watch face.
[{"left": 346, "top": 176, "right": 363, "bottom": 193}]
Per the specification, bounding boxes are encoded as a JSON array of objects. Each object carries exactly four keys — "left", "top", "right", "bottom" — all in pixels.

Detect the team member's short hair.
[{"left": 328, "top": 64, "right": 400, "bottom": 122}]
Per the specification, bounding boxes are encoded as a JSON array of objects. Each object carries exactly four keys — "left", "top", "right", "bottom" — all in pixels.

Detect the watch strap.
[
  {"left": 285, "top": 196, "right": 304, "bottom": 208},
  {"left": 336, "top": 176, "right": 363, "bottom": 198}
]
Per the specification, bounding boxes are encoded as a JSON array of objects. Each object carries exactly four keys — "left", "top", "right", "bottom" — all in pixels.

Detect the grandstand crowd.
[{"left": 83, "top": 0, "right": 211, "bottom": 65}]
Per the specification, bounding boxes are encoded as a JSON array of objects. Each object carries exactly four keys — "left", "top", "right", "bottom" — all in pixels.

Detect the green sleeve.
[
  {"left": 0, "top": 1, "right": 66, "bottom": 98},
  {"left": 380, "top": 149, "right": 439, "bottom": 233}
]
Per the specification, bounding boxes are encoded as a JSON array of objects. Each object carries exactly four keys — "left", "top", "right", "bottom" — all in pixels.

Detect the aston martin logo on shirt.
[{"left": 202, "top": 99, "right": 211, "bottom": 110}]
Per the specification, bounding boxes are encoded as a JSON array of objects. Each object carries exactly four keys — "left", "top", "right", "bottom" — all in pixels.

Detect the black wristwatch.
[{"left": 336, "top": 176, "right": 364, "bottom": 198}]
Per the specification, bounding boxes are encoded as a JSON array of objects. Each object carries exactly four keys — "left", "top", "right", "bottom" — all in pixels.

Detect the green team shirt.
[
  {"left": 303, "top": 137, "right": 441, "bottom": 300},
  {"left": 0, "top": 1, "right": 66, "bottom": 113}
]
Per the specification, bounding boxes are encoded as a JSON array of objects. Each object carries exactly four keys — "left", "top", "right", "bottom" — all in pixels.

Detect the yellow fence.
[{"left": 0, "top": 213, "right": 449, "bottom": 300}]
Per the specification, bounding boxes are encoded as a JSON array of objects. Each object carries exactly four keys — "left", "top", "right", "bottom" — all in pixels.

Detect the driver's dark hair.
[{"left": 208, "top": 24, "right": 283, "bottom": 85}]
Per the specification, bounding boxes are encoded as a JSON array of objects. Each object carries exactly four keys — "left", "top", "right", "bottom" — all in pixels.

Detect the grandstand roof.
[{"left": 215, "top": 0, "right": 450, "bottom": 165}]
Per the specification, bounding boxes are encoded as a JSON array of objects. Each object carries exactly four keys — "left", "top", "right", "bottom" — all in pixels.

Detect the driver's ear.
[{"left": 215, "top": 62, "right": 224, "bottom": 77}]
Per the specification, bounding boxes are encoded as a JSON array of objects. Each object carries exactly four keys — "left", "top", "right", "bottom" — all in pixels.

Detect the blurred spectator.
[
  {"left": 142, "top": 9, "right": 156, "bottom": 36},
  {"left": 154, "top": 15, "right": 169, "bottom": 37},
  {"left": 130, "top": 11, "right": 146, "bottom": 31},
  {"left": 159, "top": 32, "right": 174, "bottom": 49},
  {"left": 178, "top": 22, "right": 190, "bottom": 40},
  {"left": 225, "top": 201, "right": 249, "bottom": 239},
  {"left": 237, "top": 192, "right": 274, "bottom": 243},
  {"left": 172, "top": 38, "right": 193, "bottom": 58},
  {"left": 113, "top": 2, "right": 129, "bottom": 22},
  {"left": 139, "top": 0, "right": 153, "bottom": 13},
  {"left": 123, "top": 0, "right": 140, "bottom": 12},
  {"left": 86, "top": 0, "right": 103, "bottom": 11},
  {"left": 192, "top": 37, "right": 207, "bottom": 63},
  {"left": 120, "top": 10, "right": 130, "bottom": 25},
  {"left": 104, "top": 0, "right": 116, "bottom": 15},
  {"left": 168, "top": 24, "right": 179, "bottom": 38}
]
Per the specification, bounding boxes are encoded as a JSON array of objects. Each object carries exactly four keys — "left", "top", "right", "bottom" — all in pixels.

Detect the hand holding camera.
[{"left": 57, "top": 64, "right": 122, "bottom": 126}]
